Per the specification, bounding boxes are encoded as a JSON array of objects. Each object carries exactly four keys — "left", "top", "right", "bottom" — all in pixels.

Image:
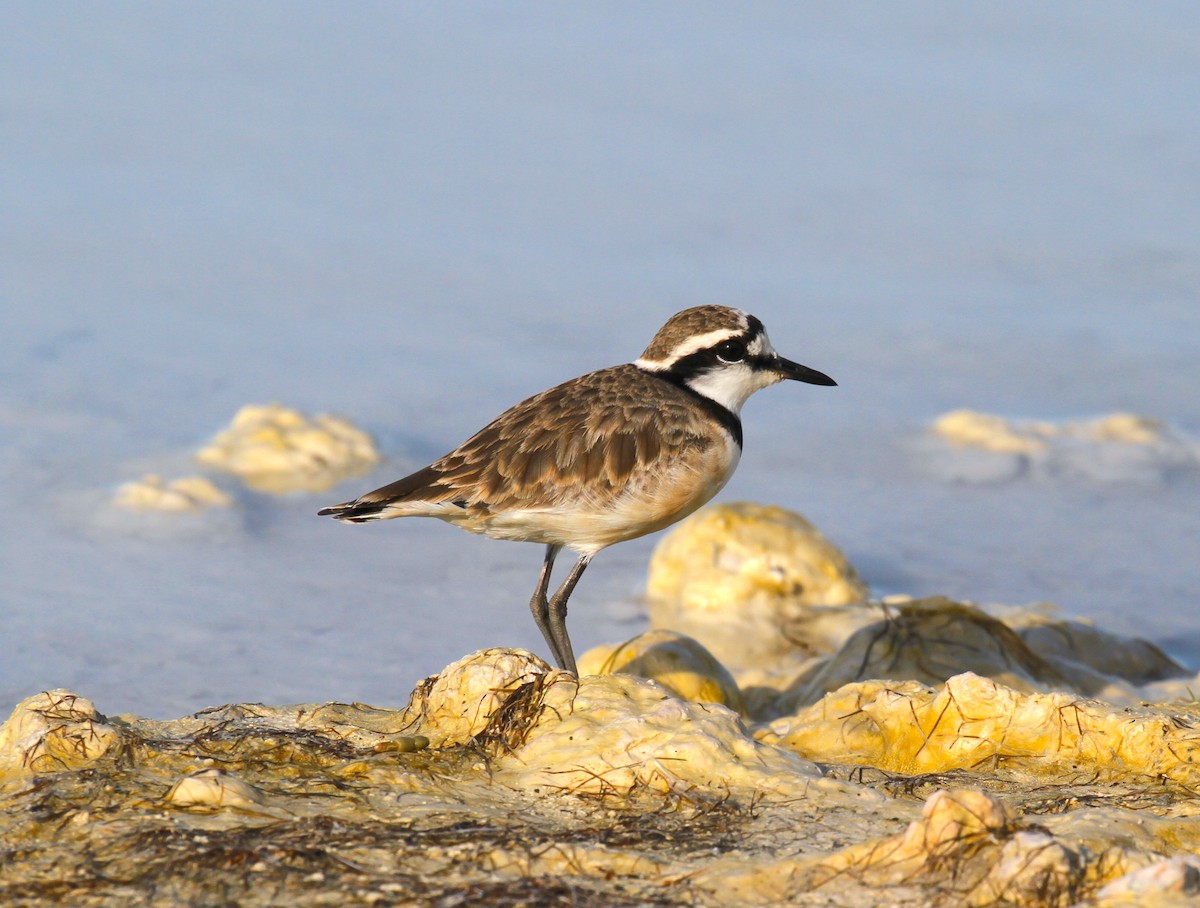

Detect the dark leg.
[
  {"left": 529, "top": 545, "right": 563, "bottom": 667},
  {"left": 545, "top": 553, "right": 592, "bottom": 676}
]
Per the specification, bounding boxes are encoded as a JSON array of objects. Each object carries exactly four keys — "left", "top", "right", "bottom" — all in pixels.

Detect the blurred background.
[{"left": 3, "top": 3, "right": 1198, "bottom": 717}]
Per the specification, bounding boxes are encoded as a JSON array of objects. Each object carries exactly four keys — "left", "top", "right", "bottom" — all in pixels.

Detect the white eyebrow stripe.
[
  {"left": 632, "top": 327, "right": 743, "bottom": 370},
  {"left": 749, "top": 331, "right": 774, "bottom": 358}
]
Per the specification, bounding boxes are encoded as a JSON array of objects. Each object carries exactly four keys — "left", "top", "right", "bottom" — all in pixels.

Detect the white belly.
[{"left": 477, "top": 433, "right": 742, "bottom": 553}]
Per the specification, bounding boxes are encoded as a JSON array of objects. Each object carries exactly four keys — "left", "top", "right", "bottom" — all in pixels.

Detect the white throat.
[
  {"left": 684, "top": 365, "right": 777, "bottom": 413},
  {"left": 680, "top": 331, "right": 781, "bottom": 413}
]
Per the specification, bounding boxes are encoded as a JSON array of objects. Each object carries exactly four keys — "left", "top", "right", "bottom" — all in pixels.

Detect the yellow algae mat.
[
  {"left": 4, "top": 639, "right": 1200, "bottom": 906},
  {"left": 4, "top": 503, "right": 1200, "bottom": 906}
]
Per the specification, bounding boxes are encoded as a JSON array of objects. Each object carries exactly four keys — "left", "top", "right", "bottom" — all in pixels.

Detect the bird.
[{"left": 318, "top": 305, "right": 835, "bottom": 675}]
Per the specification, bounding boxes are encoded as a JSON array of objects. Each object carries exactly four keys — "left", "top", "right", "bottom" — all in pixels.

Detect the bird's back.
[{"left": 320, "top": 363, "right": 741, "bottom": 549}]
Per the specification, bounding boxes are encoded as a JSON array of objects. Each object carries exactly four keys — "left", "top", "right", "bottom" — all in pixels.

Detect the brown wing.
[
  {"left": 321, "top": 365, "right": 714, "bottom": 520},
  {"left": 432, "top": 364, "right": 714, "bottom": 511},
  {"left": 319, "top": 365, "right": 720, "bottom": 521}
]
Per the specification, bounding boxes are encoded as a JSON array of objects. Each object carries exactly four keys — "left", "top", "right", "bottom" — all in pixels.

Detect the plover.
[{"left": 319, "top": 306, "right": 835, "bottom": 674}]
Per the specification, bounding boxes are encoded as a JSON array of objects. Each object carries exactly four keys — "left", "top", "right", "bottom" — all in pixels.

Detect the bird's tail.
[
  {"left": 316, "top": 499, "right": 389, "bottom": 523},
  {"left": 317, "top": 465, "right": 454, "bottom": 523}
]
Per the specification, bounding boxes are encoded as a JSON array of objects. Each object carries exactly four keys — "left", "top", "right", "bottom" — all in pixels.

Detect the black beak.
[{"left": 776, "top": 355, "right": 837, "bottom": 386}]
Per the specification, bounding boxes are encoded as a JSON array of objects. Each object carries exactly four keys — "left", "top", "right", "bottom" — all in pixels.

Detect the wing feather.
[{"left": 325, "top": 364, "right": 719, "bottom": 519}]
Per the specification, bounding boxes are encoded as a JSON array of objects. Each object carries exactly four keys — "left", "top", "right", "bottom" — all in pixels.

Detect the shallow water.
[{"left": 2, "top": 3, "right": 1199, "bottom": 718}]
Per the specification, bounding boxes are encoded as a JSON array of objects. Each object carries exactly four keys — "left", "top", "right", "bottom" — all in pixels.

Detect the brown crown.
[{"left": 639, "top": 306, "right": 749, "bottom": 362}]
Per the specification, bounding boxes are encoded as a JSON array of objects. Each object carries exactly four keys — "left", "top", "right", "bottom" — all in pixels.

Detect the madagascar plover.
[{"left": 319, "top": 306, "right": 835, "bottom": 674}]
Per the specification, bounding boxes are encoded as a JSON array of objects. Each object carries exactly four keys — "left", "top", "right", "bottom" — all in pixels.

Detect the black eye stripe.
[{"left": 657, "top": 336, "right": 763, "bottom": 379}]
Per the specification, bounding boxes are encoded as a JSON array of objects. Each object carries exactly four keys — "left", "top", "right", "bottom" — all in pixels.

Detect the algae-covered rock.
[
  {"left": 645, "top": 502, "right": 870, "bottom": 670},
  {"left": 932, "top": 409, "right": 1050, "bottom": 454},
  {"left": 112, "top": 474, "right": 234, "bottom": 512},
  {"left": 488, "top": 672, "right": 858, "bottom": 803},
  {"left": 395, "top": 647, "right": 551, "bottom": 747},
  {"left": 579, "top": 629, "right": 748, "bottom": 715},
  {"left": 745, "top": 597, "right": 1191, "bottom": 720},
  {"left": 926, "top": 409, "right": 1198, "bottom": 483},
  {"left": 166, "top": 768, "right": 273, "bottom": 811},
  {"left": 762, "top": 671, "right": 1200, "bottom": 789},
  {"left": 196, "top": 403, "right": 379, "bottom": 493},
  {"left": 965, "top": 829, "right": 1083, "bottom": 907},
  {"left": 933, "top": 409, "right": 1168, "bottom": 453},
  {"left": 692, "top": 788, "right": 1015, "bottom": 904},
  {"left": 1010, "top": 611, "right": 1185, "bottom": 686},
  {"left": 0, "top": 690, "right": 124, "bottom": 789},
  {"left": 772, "top": 597, "right": 1071, "bottom": 714},
  {"left": 5, "top": 646, "right": 1200, "bottom": 907},
  {"left": 1092, "top": 857, "right": 1200, "bottom": 906}
]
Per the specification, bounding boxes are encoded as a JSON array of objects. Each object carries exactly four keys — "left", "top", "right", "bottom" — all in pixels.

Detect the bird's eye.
[{"left": 715, "top": 340, "right": 746, "bottom": 363}]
